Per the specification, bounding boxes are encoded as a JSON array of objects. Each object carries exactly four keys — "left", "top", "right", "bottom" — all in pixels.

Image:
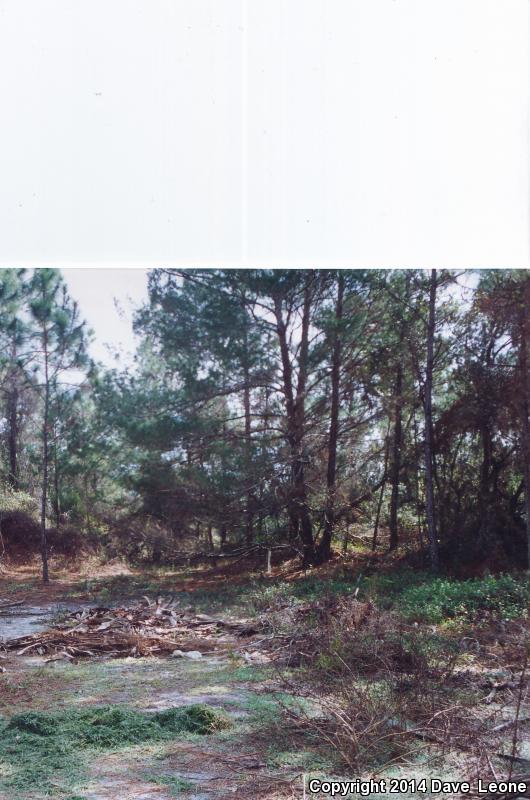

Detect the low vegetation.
[
  {"left": 365, "top": 570, "right": 530, "bottom": 623},
  {"left": 0, "top": 704, "right": 230, "bottom": 795}
]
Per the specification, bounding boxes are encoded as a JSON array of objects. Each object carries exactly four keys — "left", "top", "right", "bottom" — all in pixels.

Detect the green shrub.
[
  {"left": 366, "top": 571, "right": 530, "bottom": 623},
  {"left": 0, "top": 487, "right": 38, "bottom": 517}
]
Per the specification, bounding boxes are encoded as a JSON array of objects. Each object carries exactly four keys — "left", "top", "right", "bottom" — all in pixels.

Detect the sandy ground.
[
  {"left": 1, "top": 562, "right": 529, "bottom": 800},
  {"left": 0, "top": 564, "right": 303, "bottom": 800}
]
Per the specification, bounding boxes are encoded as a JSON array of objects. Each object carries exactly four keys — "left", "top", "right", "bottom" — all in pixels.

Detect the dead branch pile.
[
  {"left": 2, "top": 596, "right": 261, "bottom": 660},
  {"left": 249, "top": 594, "right": 387, "bottom": 667}
]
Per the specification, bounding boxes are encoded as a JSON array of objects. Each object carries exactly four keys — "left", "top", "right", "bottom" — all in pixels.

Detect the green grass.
[
  {"left": 235, "top": 568, "right": 530, "bottom": 626},
  {"left": 216, "top": 662, "right": 270, "bottom": 682},
  {"left": 67, "top": 573, "right": 164, "bottom": 602},
  {"left": 0, "top": 703, "right": 231, "bottom": 797}
]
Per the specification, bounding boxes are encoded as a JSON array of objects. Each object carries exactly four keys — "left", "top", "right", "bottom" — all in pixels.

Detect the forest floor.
[{"left": 0, "top": 557, "right": 529, "bottom": 800}]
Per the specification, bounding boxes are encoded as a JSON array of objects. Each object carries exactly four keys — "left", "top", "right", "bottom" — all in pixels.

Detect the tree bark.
[
  {"left": 317, "top": 272, "right": 344, "bottom": 563},
  {"left": 83, "top": 473, "right": 92, "bottom": 536},
  {"left": 423, "top": 269, "right": 440, "bottom": 572},
  {"left": 274, "top": 320, "right": 300, "bottom": 546},
  {"left": 6, "top": 385, "right": 18, "bottom": 489},
  {"left": 53, "top": 423, "right": 61, "bottom": 529},
  {"left": 274, "top": 276, "right": 316, "bottom": 566},
  {"left": 219, "top": 525, "right": 227, "bottom": 550},
  {"left": 388, "top": 360, "right": 403, "bottom": 550},
  {"left": 6, "top": 333, "right": 20, "bottom": 488},
  {"left": 479, "top": 422, "right": 493, "bottom": 544},
  {"left": 242, "top": 321, "right": 254, "bottom": 546},
  {"left": 372, "top": 423, "right": 391, "bottom": 551},
  {"left": 40, "top": 323, "right": 50, "bottom": 583},
  {"left": 293, "top": 279, "right": 315, "bottom": 567},
  {"left": 519, "top": 276, "right": 530, "bottom": 568},
  {"left": 412, "top": 405, "right": 425, "bottom": 551}
]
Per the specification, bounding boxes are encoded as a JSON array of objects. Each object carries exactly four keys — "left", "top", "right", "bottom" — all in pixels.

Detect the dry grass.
[{"left": 266, "top": 594, "right": 530, "bottom": 778}]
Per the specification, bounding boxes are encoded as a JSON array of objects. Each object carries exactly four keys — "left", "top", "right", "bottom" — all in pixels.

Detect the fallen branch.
[{"left": 0, "top": 599, "right": 26, "bottom": 610}]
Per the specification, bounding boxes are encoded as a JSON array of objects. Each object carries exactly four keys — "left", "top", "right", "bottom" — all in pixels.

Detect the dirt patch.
[{"left": 0, "top": 605, "right": 54, "bottom": 639}]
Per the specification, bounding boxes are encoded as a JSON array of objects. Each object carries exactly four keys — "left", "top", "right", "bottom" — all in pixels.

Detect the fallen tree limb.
[{"left": 0, "top": 599, "right": 26, "bottom": 610}]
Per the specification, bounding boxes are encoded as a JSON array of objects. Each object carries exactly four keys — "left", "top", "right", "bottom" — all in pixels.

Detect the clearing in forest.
[{"left": 1, "top": 561, "right": 529, "bottom": 800}]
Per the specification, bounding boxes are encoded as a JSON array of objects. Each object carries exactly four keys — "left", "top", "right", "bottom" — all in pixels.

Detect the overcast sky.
[
  {"left": 60, "top": 267, "right": 482, "bottom": 369},
  {"left": 62, "top": 268, "right": 149, "bottom": 366},
  {"left": 0, "top": 1, "right": 528, "bottom": 268}
]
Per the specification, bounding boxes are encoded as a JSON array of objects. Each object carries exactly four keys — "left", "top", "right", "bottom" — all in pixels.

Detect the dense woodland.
[{"left": 0, "top": 268, "right": 529, "bottom": 580}]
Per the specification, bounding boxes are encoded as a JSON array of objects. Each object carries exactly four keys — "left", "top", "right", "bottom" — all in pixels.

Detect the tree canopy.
[{"left": 0, "top": 268, "right": 528, "bottom": 578}]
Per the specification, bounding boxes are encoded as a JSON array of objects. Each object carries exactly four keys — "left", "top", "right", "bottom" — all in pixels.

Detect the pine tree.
[
  {"left": 29, "top": 269, "right": 89, "bottom": 582},
  {"left": 0, "top": 269, "right": 32, "bottom": 489}
]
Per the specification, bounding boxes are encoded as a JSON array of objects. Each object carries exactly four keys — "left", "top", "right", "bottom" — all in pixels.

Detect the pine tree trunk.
[
  {"left": 219, "top": 525, "right": 227, "bottom": 550},
  {"left": 40, "top": 325, "right": 50, "bottom": 584},
  {"left": 295, "top": 278, "right": 316, "bottom": 566},
  {"left": 423, "top": 269, "right": 440, "bottom": 572},
  {"left": 519, "top": 276, "right": 530, "bottom": 568},
  {"left": 7, "top": 334, "right": 19, "bottom": 488},
  {"left": 412, "top": 406, "right": 425, "bottom": 551},
  {"left": 6, "top": 385, "right": 18, "bottom": 489},
  {"left": 479, "top": 422, "right": 493, "bottom": 544},
  {"left": 275, "top": 314, "right": 299, "bottom": 543},
  {"left": 53, "top": 426, "right": 61, "bottom": 529},
  {"left": 242, "top": 344, "right": 254, "bottom": 546},
  {"left": 274, "top": 284, "right": 316, "bottom": 566},
  {"left": 317, "top": 272, "right": 344, "bottom": 563},
  {"left": 389, "top": 361, "right": 403, "bottom": 550},
  {"left": 372, "top": 423, "right": 391, "bottom": 552}
]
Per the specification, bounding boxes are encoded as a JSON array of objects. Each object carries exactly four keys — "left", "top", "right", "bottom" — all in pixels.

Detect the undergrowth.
[
  {"left": 365, "top": 570, "right": 530, "bottom": 623},
  {"left": 72, "top": 572, "right": 359, "bottom": 617},
  {"left": 274, "top": 595, "right": 498, "bottom": 774},
  {"left": 62, "top": 565, "right": 530, "bottom": 627},
  {"left": 183, "top": 569, "right": 530, "bottom": 626}
]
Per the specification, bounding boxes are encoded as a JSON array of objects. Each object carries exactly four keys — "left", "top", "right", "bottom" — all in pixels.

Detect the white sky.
[
  {"left": 62, "top": 268, "right": 149, "bottom": 366},
  {"left": 0, "top": 1, "right": 528, "bottom": 268}
]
